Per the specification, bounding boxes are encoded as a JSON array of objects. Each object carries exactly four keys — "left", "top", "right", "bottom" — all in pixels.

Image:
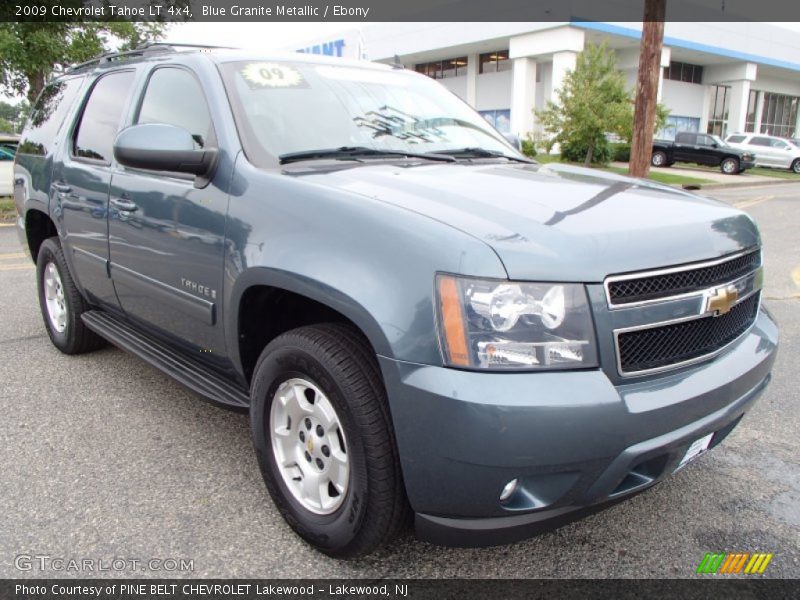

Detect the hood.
[{"left": 296, "top": 161, "right": 759, "bottom": 282}]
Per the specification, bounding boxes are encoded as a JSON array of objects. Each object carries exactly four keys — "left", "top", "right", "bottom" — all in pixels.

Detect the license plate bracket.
[{"left": 675, "top": 432, "right": 714, "bottom": 472}]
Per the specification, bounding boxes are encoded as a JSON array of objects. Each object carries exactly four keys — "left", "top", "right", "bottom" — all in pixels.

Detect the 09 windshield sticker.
[{"left": 240, "top": 63, "right": 307, "bottom": 89}]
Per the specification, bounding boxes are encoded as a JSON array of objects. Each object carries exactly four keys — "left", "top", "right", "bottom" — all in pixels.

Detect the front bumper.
[
  {"left": 740, "top": 159, "right": 757, "bottom": 170},
  {"left": 379, "top": 308, "right": 778, "bottom": 547}
]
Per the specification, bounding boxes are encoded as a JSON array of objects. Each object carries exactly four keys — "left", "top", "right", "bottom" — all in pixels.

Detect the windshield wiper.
[
  {"left": 432, "top": 147, "right": 534, "bottom": 163},
  {"left": 279, "top": 146, "right": 457, "bottom": 165}
]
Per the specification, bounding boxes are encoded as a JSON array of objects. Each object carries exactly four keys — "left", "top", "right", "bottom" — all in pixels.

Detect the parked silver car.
[{"left": 724, "top": 133, "right": 800, "bottom": 173}]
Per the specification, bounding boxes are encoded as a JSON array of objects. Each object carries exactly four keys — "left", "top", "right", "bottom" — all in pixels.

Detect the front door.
[{"left": 108, "top": 66, "right": 229, "bottom": 357}]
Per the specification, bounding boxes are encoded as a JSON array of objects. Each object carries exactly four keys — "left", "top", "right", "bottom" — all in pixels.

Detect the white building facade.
[{"left": 299, "top": 22, "right": 800, "bottom": 141}]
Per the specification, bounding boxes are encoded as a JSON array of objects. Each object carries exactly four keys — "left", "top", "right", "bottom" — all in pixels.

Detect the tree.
[
  {"left": 537, "top": 43, "right": 633, "bottom": 166},
  {"left": 0, "top": 3, "right": 168, "bottom": 103},
  {"left": 0, "top": 117, "right": 15, "bottom": 133},
  {"left": 629, "top": 0, "right": 666, "bottom": 177},
  {"left": 536, "top": 42, "right": 669, "bottom": 166},
  {"left": 0, "top": 99, "right": 30, "bottom": 132}
]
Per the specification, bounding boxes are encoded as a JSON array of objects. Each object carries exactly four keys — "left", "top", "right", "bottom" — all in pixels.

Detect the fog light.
[{"left": 499, "top": 478, "right": 519, "bottom": 502}]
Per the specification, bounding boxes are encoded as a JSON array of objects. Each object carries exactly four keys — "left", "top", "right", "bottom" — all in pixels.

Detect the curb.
[{"left": 684, "top": 179, "right": 800, "bottom": 191}]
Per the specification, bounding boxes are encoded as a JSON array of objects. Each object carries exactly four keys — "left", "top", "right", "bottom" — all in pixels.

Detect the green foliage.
[
  {"left": 536, "top": 43, "right": 669, "bottom": 166},
  {"left": 561, "top": 137, "right": 612, "bottom": 165},
  {"left": 0, "top": 117, "right": 14, "bottom": 133},
  {"left": 520, "top": 136, "right": 537, "bottom": 158},
  {"left": 610, "top": 142, "right": 631, "bottom": 162},
  {"left": 0, "top": 100, "right": 29, "bottom": 132},
  {"left": 0, "top": 2, "right": 178, "bottom": 102}
]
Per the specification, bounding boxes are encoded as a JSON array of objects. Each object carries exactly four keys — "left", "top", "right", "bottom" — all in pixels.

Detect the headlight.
[{"left": 436, "top": 274, "right": 598, "bottom": 370}]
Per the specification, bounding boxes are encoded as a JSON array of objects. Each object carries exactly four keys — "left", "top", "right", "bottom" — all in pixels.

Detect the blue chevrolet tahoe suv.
[{"left": 13, "top": 44, "right": 778, "bottom": 557}]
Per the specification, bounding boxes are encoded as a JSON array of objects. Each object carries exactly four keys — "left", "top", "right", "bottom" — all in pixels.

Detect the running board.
[{"left": 82, "top": 310, "right": 249, "bottom": 411}]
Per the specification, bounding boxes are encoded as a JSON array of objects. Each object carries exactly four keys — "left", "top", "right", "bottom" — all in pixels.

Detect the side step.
[{"left": 82, "top": 310, "right": 250, "bottom": 411}]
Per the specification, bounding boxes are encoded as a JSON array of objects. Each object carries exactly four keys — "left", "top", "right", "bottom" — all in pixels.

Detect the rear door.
[
  {"left": 51, "top": 70, "right": 136, "bottom": 308},
  {"left": 108, "top": 65, "right": 229, "bottom": 357}
]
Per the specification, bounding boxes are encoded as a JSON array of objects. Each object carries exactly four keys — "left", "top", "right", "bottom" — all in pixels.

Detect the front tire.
[
  {"left": 791, "top": 159, "right": 800, "bottom": 174},
  {"left": 250, "top": 323, "right": 408, "bottom": 558},
  {"left": 36, "top": 237, "right": 106, "bottom": 354},
  {"left": 721, "top": 157, "right": 739, "bottom": 174},
  {"left": 651, "top": 150, "right": 668, "bottom": 167}
]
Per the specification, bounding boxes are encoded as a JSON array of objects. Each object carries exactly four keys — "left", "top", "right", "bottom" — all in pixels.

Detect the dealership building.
[{"left": 297, "top": 22, "right": 800, "bottom": 141}]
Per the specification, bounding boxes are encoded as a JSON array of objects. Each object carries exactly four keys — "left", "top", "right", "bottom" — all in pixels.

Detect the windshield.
[
  {"left": 220, "top": 60, "right": 518, "bottom": 166},
  {"left": 709, "top": 135, "right": 726, "bottom": 146}
]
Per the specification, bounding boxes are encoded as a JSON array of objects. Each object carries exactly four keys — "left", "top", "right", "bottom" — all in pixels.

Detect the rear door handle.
[{"left": 110, "top": 197, "right": 138, "bottom": 212}]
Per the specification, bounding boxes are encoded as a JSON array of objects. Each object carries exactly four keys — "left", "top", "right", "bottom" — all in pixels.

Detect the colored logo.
[
  {"left": 697, "top": 552, "right": 773, "bottom": 574},
  {"left": 705, "top": 285, "right": 739, "bottom": 316}
]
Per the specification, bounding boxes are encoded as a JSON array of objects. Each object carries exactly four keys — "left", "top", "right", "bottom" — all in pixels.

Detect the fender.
[{"left": 226, "top": 266, "right": 393, "bottom": 383}]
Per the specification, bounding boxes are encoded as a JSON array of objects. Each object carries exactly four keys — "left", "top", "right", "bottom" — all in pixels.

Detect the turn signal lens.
[{"left": 437, "top": 275, "right": 470, "bottom": 366}]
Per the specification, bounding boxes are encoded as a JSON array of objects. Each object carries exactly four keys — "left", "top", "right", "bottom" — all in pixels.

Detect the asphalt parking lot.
[{"left": 1, "top": 183, "right": 798, "bottom": 579}]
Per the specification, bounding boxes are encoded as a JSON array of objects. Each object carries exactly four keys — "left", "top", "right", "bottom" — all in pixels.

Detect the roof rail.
[{"left": 65, "top": 42, "right": 235, "bottom": 74}]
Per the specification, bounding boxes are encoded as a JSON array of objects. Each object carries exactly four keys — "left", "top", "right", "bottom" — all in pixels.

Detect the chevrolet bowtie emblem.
[{"left": 706, "top": 285, "right": 739, "bottom": 316}]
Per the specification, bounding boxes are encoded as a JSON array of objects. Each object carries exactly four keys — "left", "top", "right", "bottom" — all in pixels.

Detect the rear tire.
[
  {"left": 36, "top": 237, "right": 106, "bottom": 354},
  {"left": 250, "top": 323, "right": 408, "bottom": 558},
  {"left": 721, "top": 157, "right": 739, "bottom": 174},
  {"left": 651, "top": 151, "right": 668, "bottom": 167}
]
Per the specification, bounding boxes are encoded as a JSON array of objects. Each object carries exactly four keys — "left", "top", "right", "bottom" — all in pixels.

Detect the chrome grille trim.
[
  {"left": 604, "top": 248, "right": 761, "bottom": 309},
  {"left": 610, "top": 263, "right": 763, "bottom": 378}
]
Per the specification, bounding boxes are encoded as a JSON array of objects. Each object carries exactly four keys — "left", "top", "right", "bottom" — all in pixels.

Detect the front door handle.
[
  {"left": 53, "top": 182, "right": 71, "bottom": 193},
  {"left": 110, "top": 197, "right": 138, "bottom": 212}
]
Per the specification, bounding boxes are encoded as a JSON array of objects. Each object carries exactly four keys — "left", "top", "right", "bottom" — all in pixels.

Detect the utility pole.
[{"left": 629, "top": 0, "right": 666, "bottom": 178}]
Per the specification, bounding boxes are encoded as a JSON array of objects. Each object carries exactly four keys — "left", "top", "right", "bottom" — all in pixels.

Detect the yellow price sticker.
[{"left": 241, "top": 63, "right": 306, "bottom": 89}]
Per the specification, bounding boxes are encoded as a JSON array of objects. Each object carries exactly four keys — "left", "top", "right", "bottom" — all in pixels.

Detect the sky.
[
  {"left": 163, "top": 22, "right": 359, "bottom": 51},
  {"left": 162, "top": 21, "right": 800, "bottom": 51}
]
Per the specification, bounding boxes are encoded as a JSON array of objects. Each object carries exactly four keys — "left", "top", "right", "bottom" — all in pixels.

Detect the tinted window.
[
  {"left": 750, "top": 137, "right": 772, "bottom": 147},
  {"left": 675, "top": 132, "right": 696, "bottom": 143},
  {"left": 772, "top": 140, "right": 789, "bottom": 149},
  {"left": 726, "top": 135, "right": 746, "bottom": 143},
  {"left": 74, "top": 71, "right": 135, "bottom": 163},
  {"left": 0, "top": 147, "right": 13, "bottom": 161},
  {"left": 137, "top": 68, "right": 213, "bottom": 149},
  {"left": 18, "top": 77, "right": 84, "bottom": 157}
]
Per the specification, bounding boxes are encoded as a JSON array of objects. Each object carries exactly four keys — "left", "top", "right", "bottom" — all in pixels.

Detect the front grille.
[
  {"left": 617, "top": 293, "right": 760, "bottom": 374},
  {"left": 608, "top": 250, "right": 761, "bottom": 305}
]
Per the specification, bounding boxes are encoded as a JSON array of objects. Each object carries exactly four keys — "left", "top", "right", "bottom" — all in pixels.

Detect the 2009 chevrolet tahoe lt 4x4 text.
[{"left": 13, "top": 44, "right": 778, "bottom": 558}]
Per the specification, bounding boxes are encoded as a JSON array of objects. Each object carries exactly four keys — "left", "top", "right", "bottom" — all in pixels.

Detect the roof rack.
[{"left": 65, "top": 42, "right": 235, "bottom": 73}]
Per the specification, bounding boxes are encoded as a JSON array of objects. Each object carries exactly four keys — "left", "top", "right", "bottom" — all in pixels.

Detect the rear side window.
[
  {"left": 73, "top": 71, "right": 135, "bottom": 163},
  {"left": 18, "top": 77, "right": 84, "bottom": 157},
  {"left": 675, "top": 132, "right": 695, "bottom": 144},
  {"left": 750, "top": 137, "right": 772, "bottom": 146},
  {"left": 137, "top": 68, "right": 213, "bottom": 149},
  {"left": 726, "top": 135, "right": 746, "bottom": 143}
]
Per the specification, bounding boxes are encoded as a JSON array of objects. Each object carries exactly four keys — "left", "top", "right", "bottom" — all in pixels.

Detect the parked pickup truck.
[
  {"left": 652, "top": 131, "right": 755, "bottom": 174},
  {"left": 14, "top": 44, "right": 778, "bottom": 558}
]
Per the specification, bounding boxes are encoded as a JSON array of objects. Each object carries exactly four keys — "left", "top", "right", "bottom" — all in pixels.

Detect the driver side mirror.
[{"left": 114, "top": 123, "right": 217, "bottom": 177}]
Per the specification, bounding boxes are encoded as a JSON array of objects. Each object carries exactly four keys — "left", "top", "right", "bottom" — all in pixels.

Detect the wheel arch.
[
  {"left": 227, "top": 267, "right": 393, "bottom": 385},
  {"left": 24, "top": 208, "right": 58, "bottom": 264}
]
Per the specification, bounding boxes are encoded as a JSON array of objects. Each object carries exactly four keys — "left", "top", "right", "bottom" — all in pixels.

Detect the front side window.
[
  {"left": 221, "top": 61, "right": 515, "bottom": 167},
  {"left": 74, "top": 71, "right": 135, "bottom": 163},
  {"left": 137, "top": 68, "right": 213, "bottom": 149}
]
